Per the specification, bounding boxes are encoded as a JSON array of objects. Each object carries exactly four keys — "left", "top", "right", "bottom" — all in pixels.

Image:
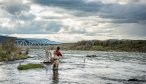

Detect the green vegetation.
[
  {"left": 51, "top": 40, "right": 146, "bottom": 52},
  {"left": 0, "top": 37, "right": 28, "bottom": 62},
  {"left": 17, "top": 63, "right": 44, "bottom": 70},
  {"left": 0, "top": 51, "right": 29, "bottom": 62}
]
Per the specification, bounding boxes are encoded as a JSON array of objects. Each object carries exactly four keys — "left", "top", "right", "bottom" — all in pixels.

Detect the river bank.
[
  {"left": 0, "top": 36, "right": 29, "bottom": 62},
  {"left": 49, "top": 40, "right": 146, "bottom": 52},
  {"left": 0, "top": 52, "right": 29, "bottom": 62}
]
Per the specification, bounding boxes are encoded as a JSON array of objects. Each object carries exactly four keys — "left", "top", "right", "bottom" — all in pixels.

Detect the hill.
[{"left": 50, "top": 40, "right": 146, "bottom": 52}]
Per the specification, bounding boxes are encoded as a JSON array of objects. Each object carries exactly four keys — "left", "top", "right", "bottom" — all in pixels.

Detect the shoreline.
[
  {"left": 0, "top": 54, "right": 29, "bottom": 62},
  {"left": 60, "top": 49, "right": 146, "bottom": 53}
]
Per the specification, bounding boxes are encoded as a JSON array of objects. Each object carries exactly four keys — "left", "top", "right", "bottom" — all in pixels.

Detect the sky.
[{"left": 0, "top": 0, "right": 146, "bottom": 43}]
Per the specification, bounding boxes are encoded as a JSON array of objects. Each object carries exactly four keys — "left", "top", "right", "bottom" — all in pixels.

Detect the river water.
[{"left": 0, "top": 50, "right": 146, "bottom": 84}]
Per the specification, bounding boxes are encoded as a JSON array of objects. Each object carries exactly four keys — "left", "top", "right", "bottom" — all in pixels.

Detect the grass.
[{"left": 17, "top": 63, "right": 44, "bottom": 70}]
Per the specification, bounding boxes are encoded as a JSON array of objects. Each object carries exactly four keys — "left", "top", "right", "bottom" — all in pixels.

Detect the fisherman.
[{"left": 52, "top": 47, "right": 62, "bottom": 69}]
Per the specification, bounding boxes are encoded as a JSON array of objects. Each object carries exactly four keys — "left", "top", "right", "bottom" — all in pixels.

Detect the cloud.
[
  {"left": 116, "top": 0, "right": 146, "bottom": 4},
  {"left": 99, "top": 3, "right": 146, "bottom": 23},
  {"left": 33, "top": 0, "right": 102, "bottom": 13},
  {"left": 33, "top": 0, "right": 146, "bottom": 24},
  {"left": 116, "top": 23, "right": 146, "bottom": 37},
  {"left": 45, "top": 21, "right": 63, "bottom": 32},
  {"left": 0, "top": 0, "right": 146, "bottom": 42},
  {"left": 0, "top": 0, "right": 30, "bottom": 15},
  {"left": 9, "top": 34, "right": 85, "bottom": 42},
  {"left": 59, "top": 26, "right": 86, "bottom": 34},
  {"left": 0, "top": 21, "right": 64, "bottom": 34},
  {"left": 5, "top": 4, "right": 29, "bottom": 15}
]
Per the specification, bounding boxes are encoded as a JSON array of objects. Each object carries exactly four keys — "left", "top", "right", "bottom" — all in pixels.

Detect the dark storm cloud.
[
  {"left": 100, "top": 4, "right": 146, "bottom": 23},
  {"left": 33, "top": 0, "right": 146, "bottom": 23},
  {"left": 3, "top": 3, "right": 30, "bottom": 15},
  {"left": 33, "top": 0, "right": 102, "bottom": 13}
]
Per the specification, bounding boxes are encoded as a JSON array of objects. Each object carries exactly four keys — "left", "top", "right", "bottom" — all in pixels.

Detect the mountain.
[{"left": 0, "top": 35, "right": 61, "bottom": 45}]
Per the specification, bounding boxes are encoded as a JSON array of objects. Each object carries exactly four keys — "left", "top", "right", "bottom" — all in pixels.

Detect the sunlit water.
[{"left": 0, "top": 50, "right": 146, "bottom": 84}]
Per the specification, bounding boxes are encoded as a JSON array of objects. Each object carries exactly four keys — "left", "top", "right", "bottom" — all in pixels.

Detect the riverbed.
[{"left": 0, "top": 50, "right": 146, "bottom": 84}]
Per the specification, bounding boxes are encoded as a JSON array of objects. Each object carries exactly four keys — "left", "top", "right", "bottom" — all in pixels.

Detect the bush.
[{"left": 0, "top": 52, "right": 10, "bottom": 61}]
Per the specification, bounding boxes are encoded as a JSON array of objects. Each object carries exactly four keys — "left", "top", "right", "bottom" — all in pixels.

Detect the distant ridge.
[
  {"left": 0, "top": 35, "right": 61, "bottom": 45},
  {"left": 0, "top": 35, "right": 16, "bottom": 43}
]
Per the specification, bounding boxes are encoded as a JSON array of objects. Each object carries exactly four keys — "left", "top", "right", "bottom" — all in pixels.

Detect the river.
[{"left": 0, "top": 50, "right": 146, "bottom": 84}]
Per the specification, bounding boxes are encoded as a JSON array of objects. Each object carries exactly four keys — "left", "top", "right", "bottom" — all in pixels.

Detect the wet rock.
[
  {"left": 42, "top": 61, "right": 52, "bottom": 64},
  {"left": 86, "top": 55, "right": 97, "bottom": 57},
  {"left": 128, "top": 78, "right": 139, "bottom": 81}
]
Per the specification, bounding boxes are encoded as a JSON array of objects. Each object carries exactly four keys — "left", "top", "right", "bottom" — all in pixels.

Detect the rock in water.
[
  {"left": 86, "top": 55, "right": 96, "bottom": 57},
  {"left": 128, "top": 78, "right": 139, "bottom": 81}
]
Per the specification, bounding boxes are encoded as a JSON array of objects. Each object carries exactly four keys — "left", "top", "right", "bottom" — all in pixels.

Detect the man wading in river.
[{"left": 51, "top": 47, "right": 62, "bottom": 69}]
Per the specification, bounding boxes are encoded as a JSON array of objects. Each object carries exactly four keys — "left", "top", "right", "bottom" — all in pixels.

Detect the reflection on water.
[
  {"left": 0, "top": 50, "right": 146, "bottom": 84},
  {"left": 52, "top": 70, "right": 59, "bottom": 84}
]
